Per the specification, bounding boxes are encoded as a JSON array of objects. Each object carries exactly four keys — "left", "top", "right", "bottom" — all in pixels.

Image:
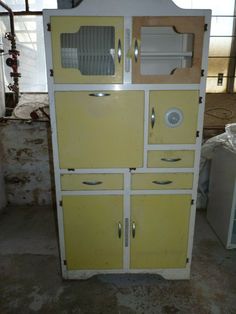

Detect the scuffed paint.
[{"left": 0, "top": 119, "right": 55, "bottom": 206}]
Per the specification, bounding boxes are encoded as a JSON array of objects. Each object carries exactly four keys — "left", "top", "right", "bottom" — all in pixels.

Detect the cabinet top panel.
[{"left": 43, "top": 0, "right": 211, "bottom": 18}]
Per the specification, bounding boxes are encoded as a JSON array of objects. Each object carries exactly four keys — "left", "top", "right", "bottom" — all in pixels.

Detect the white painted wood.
[{"left": 43, "top": 0, "right": 210, "bottom": 17}]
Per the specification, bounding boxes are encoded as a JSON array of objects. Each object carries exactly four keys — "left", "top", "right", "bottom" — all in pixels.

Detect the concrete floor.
[{"left": 0, "top": 207, "right": 235, "bottom": 314}]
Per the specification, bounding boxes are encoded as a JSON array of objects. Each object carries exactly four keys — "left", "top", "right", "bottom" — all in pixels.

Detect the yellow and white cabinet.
[{"left": 43, "top": 0, "right": 211, "bottom": 279}]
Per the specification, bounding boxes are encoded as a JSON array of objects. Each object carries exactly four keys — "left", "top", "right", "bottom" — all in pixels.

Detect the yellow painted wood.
[
  {"left": 130, "top": 195, "right": 191, "bottom": 269},
  {"left": 55, "top": 91, "right": 144, "bottom": 169},
  {"left": 63, "top": 195, "right": 123, "bottom": 270},
  {"left": 51, "top": 16, "right": 123, "bottom": 83},
  {"left": 61, "top": 174, "right": 123, "bottom": 190},
  {"left": 149, "top": 91, "right": 199, "bottom": 144},
  {"left": 131, "top": 173, "right": 193, "bottom": 190},
  {"left": 147, "top": 150, "right": 195, "bottom": 168}
]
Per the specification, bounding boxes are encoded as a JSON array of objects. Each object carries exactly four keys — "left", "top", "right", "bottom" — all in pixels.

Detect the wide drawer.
[
  {"left": 147, "top": 150, "right": 195, "bottom": 168},
  {"left": 131, "top": 173, "right": 193, "bottom": 190},
  {"left": 61, "top": 174, "right": 123, "bottom": 190}
]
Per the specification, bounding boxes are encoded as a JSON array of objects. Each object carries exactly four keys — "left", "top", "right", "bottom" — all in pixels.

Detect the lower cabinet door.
[
  {"left": 62, "top": 195, "right": 123, "bottom": 270},
  {"left": 130, "top": 195, "right": 191, "bottom": 269}
]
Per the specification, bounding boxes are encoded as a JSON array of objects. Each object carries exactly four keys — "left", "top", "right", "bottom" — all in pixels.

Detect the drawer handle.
[
  {"left": 151, "top": 107, "right": 155, "bottom": 129},
  {"left": 161, "top": 158, "right": 182, "bottom": 162},
  {"left": 152, "top": 180, "right": 173, "bottom": 185},
  {"left": 89, "top": 93, "right": 110, "bottom": 97},
  {"left": 118, "top": 222, "right": 122, "bottom": 238},
  {"left": 132, "top": 222, "right": 136, "bottom": 238},
  {"left": 82, "top": 181, "right": 103, "bottom": 186},
  {"left": 134, "top": 39, "right": 139, "bottom": 62},
  {"left": 117, "top": 38, "right": 122, "bottom": 63}
]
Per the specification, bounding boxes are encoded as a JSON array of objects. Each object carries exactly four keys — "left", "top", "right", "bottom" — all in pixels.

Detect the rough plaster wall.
[{"left": 0, "top": 120, "right": 55, "bottom": 206}]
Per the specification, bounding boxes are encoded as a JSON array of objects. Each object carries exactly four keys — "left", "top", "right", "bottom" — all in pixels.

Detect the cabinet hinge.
[
  {"left": 191, "top": 199, "right": 194, "bottom": 205},
  {"left": 63, "top": 260, "right": 67, "bottom": 266},
  {"left": 67, "top": 168, "right": 75, "bottom": 171},
  {"left": 196, "top": 131, "right": 200, "bottom": 138},
  {"left": 59, "top": 200, "right": 63, "bottom": 207},
  {"left": 199, "top": 96, "right": 203, "bottom": 104},
  {"left": 50, "top": 69, "right": 54, "bottom": 77},
  {"left": 201, "top": 69, "right": 205, "bottom": 77},
  {"left": 186, "top": 258, "right": 189, "bottom": 264},
  {"left": 129, "top": 168, "right": 136, "bottom": 172},
  {"left": 204, "top": 24, "right": 208, "bottom": 32},
  {"left": 47, "top": 23, "right": 51, "bottom": 31}
]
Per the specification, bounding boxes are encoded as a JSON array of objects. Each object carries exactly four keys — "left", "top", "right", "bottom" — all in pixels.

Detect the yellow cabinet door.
[
  {"left": 149, "top": 91, "right": 199, "bottom": 144},
  {"left": 62, "top": 195, "right": 123, "bottom": 270},
  {"left": 55, "top": 91, "right": 144, "bottom": 169},
  {"left": 51, "top": 16, "right": 123, "bottom": 84},
  {"left": 130, "top": 195, "right": 191, "bottom": 269}
]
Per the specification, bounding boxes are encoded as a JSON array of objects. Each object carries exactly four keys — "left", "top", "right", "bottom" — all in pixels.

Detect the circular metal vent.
[{"left": 165, "top": 108, "right": 183, "bottom": 128}]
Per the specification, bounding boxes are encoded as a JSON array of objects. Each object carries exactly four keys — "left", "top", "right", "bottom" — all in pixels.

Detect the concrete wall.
[{"left": 0, "top": 120, "right": 55, "bottom": 206}]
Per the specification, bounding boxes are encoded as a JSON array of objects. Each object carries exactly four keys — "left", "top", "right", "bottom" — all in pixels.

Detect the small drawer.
[
  {"left": 131, "top": 173, "right": 193, "bottom": 190},
  {"left": 147, "top": 150, "right": 195, "bottom": 168},
  {"left": 61, "top": 174, "right": 123, "bottom": 190}
]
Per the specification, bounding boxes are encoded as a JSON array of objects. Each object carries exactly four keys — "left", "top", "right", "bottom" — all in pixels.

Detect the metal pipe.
[
  {"left": 0, "top": 1, "right": 15, "bottom": 43},
  {"left": 0, "top": 0, "right": 20, "bottom": 105}
]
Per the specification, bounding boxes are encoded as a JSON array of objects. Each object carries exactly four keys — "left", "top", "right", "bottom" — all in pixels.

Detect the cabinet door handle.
[
  {"left": 132, "top": 222, "right": 136, "bottom": 238},
  {"left": 161, "top": 158, "right": 182, "bottom": 162},
  {"left": 117, "top": 39, "right": 122, "bottom": 63},
  {"left": 151, "top": 107, "right": 155, "bottom": 128},
  {"left": 152, "top": 180, "right": 173, "bottom": 185},
  {"left": 118, "top": 222, "right": 122, "bottom": 238},
  {"left": 82, "top": 181, "right": 103, "bottom": 186},
  {"left": 89, "top": 93, "right": 110, "bottom": 97},
  {"left": 134, "top": 39, "right": 139, "bottom": 62}
]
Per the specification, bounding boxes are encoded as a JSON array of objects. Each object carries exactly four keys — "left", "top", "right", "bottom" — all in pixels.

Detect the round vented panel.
[{"left": 165, "top": 108, "right": 183, "bottom": 128}]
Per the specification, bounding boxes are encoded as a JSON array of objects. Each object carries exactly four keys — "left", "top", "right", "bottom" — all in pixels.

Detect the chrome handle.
[
  {"left": 118, "top": 222, "right": 122, "bottom": 238},
  {"left": 161, "top": 158, "right": 182, "bottom": 162},
  {"left": 134, "top": 39, "right": 139, "bottom": 62},
  {"left": 82, "top": 181, "right": 103, "bottom": 186},
  {"left": 117, "top": 39, "right": 122, "bottom": 63},
  {"left": 89, "top": 93, "right": 110, "bottom": 97},
  {"left": 152, "top": 180, "right": 173, "bottom": 185},
  {"left": 132, "top": 222, "right": 136, "bottom": 238},
  {"left": 151, "top": 107, "right": 155, "bottom": 129}
]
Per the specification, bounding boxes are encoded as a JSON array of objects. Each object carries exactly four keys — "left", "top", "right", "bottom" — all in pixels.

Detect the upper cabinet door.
[
  {"left": 50, "top": 16, "right": 124, "bottom": 84},
  {"left": 132, "top": 16, "right": 205, "bottom": 84}
]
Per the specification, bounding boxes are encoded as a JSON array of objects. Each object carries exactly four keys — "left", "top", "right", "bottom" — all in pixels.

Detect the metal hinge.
[
  {"left": 204, "top": 24, "right": 208, "bottom": 32},
  {"left": 186, "top": 258, "right": 189, "bottom": 264},
  {"left": 63, "top": 260, "right": 67, "bottom": 266},
  {"left": 201, "top": 69, "right": 205, "bottom": 77},
  {"left": 47, "top": 23, "right": 51, "bottom": 31},
  {"left": 59, "top": 200, "right": 63, "bottom": 207},
  {"left": 68, "top": 168, "right": 75, "bottom": 171},
  {"left": 196, "top": 131, "right": 200, "bottom": 138},
  {"left": 199, "top": 97, "right": 203, "bottom": 104},
  {"left": 50, "top": 69, "right": 54, "bottom": 77},
  {"left": 191, "top": 199, "right": 194, "bottom": 205}
]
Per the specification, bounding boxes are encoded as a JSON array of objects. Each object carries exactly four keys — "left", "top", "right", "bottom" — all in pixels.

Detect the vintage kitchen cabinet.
[{"left": 43, "top": 0, "right": 211, "bottom": 279}]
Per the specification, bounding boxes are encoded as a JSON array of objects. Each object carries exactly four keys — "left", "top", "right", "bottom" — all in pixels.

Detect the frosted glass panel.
[
  {"left": 140, "top": 27, "right": 193, "bottom": 75},
  {"left": 61, "top": 26, "right": 115, "bottom": 75}
]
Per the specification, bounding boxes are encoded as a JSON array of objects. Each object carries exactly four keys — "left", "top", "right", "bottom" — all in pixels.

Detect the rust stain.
[
  {"left": 24, "top": 138, "right": 44, "bottom": 145},
  {"left": 16, "top": 148, "right": 33, "bottom": 158},
  {"left": 5, "top": 175, "right": 31, "bottom": 185}
]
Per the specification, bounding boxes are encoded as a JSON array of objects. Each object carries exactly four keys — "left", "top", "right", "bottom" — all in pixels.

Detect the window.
[
  {"left": 173, "top": 0, "right": 236, "bottom": 92},
  {"left": 0, "top": 0, "right": 57, "bottom": 92}
]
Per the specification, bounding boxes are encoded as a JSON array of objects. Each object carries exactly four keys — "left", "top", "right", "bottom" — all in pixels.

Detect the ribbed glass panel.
[{"left": 61, "top": 26, "right": 115, "bottom": 75}]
